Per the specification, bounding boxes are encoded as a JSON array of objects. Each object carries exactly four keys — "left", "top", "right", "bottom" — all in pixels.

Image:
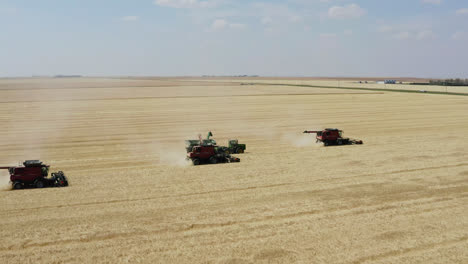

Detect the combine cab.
[
  {"left": 185, "top": 132, "right": 217, "bottom": 153},
  {"left": 185, "top": 132, "right": 246, "bottom": 154},
  {"left": 303, "top": 128, "right": 363, "bottom": 146},
  {"left": 227, "top": 139, "right": 246, "bottom": 154},
  {"left": 0, "top": 160, "right": 68, "bottom": 190},
  {"left": 187, "top": 145, "right": 240, "bottom": 166}
]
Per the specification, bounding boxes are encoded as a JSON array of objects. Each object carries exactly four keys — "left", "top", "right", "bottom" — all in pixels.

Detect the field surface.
[{"left": 0, "top": 77, "right": 467, "bottom": 263}]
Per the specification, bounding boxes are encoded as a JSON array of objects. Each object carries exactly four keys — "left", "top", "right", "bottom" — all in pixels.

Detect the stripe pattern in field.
[{"left": 0, "top": 78, "right": 467, "bottom": 263}]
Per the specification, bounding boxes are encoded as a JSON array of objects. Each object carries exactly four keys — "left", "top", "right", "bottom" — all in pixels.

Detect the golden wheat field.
[{"left": 0, "top": 77, "right": 467, "bottom": 263}]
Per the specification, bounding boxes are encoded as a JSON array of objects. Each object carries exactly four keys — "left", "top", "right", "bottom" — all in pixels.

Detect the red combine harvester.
[
  {"left": 0, "top": 160, "right": 68, "bottom": 190},
  {"left": 303, "top": 128, "right": 363, "bottom": 146},
  {"left": 187, "top": 145, "right": 240, "bottom": 166}
]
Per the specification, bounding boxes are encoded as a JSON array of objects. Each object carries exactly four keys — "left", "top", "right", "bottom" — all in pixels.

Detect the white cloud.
[
  {"left": 377, "top": 21, "right": 437, "bottom": 41},
  {"left": 378, "top": 25, "right": 394, "bottom": 33},
  {"left": 211, "top": 19, "right": 227, "bottom": 30},
  {"left": 328, "top": 4, "right": 366, "bottom": 19},
  {"left": 253, "top": 2, "right": 304, "bottom": 28},
  {"left": 320, "top": 33, "right": 337, "bottom": 38},
  {"left": 456, "top": 8, "right": 468, "bottom": 15},
  {"left": 122, "top": 16, "right": 139, "bottom": 21},
  {"left": 289, "top": 0, "right": 335, "bottom": 4},
  {"left": 421, "top": 0, "right": 442, "bottom": 4},
  {"left": 229, "top": 23, "right": 246, "bottom": 29},
  {"left": 393, "top": 31, "right": 410, "bottom": 40},
  {"left": 154, "top": 0, "right": 216, "bottom": 8},
  {"left": 390, "top": 30, "right": 436, "bottom": 40},
  {"left": 416, "top": 30, "right": 436, "bottom": 40},
  {"left": 210, "top": 19, "right": 246, "bottom": 31},
  {"left": 261, "top": 17, "right": 273, "bottom": 25},
  {"left": 452, "top": 31, "right": 467, "bottom": 40},
  {"left": 0, "top": 7, "right": 17, "bottom": 15},
  {"left": 318, "top": 30, "right": 353, "bottom": 39},
  {"left": 289, "top": 15, "right": 302, "bottom": 23}
]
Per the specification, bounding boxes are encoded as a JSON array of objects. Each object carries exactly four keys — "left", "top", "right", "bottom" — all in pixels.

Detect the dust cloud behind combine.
[
  {"left": 282, "top": 132, "right": 321, "bottom": 147},
  {"left": 0, "top": 170, "right": 10, "bottom": 191},
  {"left": 153, "top": 142, "right": 191, "bottom": 167},
  {"left": 0, "top": 77, "right": 467, "bottom": 263}
]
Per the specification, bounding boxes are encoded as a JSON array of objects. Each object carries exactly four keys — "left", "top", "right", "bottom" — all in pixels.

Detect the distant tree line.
[
  {"left": 428, "top": 79, "right": 468, "bottom": 86},
  {"left": 54, "top": 75, "right": 82, "bottom": 78},
  {"left": 202, "top": 75, "right": 259, "bottom": 77}
]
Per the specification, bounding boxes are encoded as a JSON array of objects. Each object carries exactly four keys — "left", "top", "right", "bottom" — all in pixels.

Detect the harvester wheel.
[
  {"left": 209, "top": 156, "right": 218, "bottom": 164},
  {"left": 192, "top": 159, "right": 200, "bottom": 166},
  {"left": 13, "top": 181, "right": 23, "bottom": 190},
  {"left": 35, "top": 180, "right": 45, "bottom": 188},
  {"left": 237, "top": 148, "right": 244, "bottom": 154},
  {"left": 324, "top": 141, "right": 329, "bottom": 146}
]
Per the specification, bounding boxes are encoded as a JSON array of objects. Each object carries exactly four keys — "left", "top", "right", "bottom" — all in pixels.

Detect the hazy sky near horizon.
[{"left": 1, "top": 0, "right": 468, "bottom": 78}]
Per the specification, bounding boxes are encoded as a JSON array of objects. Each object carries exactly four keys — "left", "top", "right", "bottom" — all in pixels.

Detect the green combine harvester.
[{"left": 185, "top": 132, "right": 246, "bottom": 154}]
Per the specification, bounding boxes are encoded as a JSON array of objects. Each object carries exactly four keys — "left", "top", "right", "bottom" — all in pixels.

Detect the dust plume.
[
  {"left": 0, "top": 170, "right": 11, "bottom": 191},
  {"left": 157, "top": 143, "right": 191, "bottom": 167},
  {"left": 4, "top": 80, "right": 74, "bottom": 160},
  {"left": 121, "top": 134, "right": 191, "bottom": 167},
  {"left": 281, "top": 132, "right": 321, "bottom": 147}
]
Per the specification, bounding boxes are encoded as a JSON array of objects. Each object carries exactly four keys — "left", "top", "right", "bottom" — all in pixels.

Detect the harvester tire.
[
  {"left": 237, "top": 148, "right": 244, "bottom": 154},
  {"left": 209, "top": 157, "right": 218, "bottom": 164},
  {"left": 324, "top": 141, "right": 329, "bottom": 146},
  {"left": 35, "top": 180, "right": 45, "bottom": 188},
  {"left": 192, "top": 159, "right": 200, "bottom": 166},
  {"left": 13, "top": 181, "right": 23, "bottom": 190}
]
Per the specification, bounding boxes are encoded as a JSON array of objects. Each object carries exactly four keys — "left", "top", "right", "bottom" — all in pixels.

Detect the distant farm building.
[{"left": 377, "top": 80, "right": 396, "bottom": 84}]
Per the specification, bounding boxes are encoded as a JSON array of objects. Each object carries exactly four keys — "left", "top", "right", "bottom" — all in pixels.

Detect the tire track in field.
[
  {"left": 1, "top": 194, "right": 465, "bottom": 252},
  {"left": 0, "top": 85, "right": 181, "bottom": 91},
  {"left": 104, "top": 203, "right": 467, "bottom": 256},
  {"left": 0, "top": 92, "right": 382, "bottom": 103},
  {"left": 182, "top": 196, "right": 466, "bottom": 232},
  {"left": 0, "top": 183, "right": 294, "bottom": 214},
  {"left": 2, "top": 162, "right": 467, "bottom": 214},
  {"left": 350, "top": 235, "right": 468, "bottom": 264}
]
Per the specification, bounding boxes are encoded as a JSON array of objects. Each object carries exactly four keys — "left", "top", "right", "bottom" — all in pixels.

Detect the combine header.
[
  {"left": 0, "top": 160, "right": 68, "bottom": 190},
  {"left": 303, "top": 128, "right": 363, "bottom": 146}
]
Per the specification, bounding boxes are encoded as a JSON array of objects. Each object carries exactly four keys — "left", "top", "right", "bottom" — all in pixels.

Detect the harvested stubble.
[{"left": 0, "top": 77, "right": 467, "bottom": 263}]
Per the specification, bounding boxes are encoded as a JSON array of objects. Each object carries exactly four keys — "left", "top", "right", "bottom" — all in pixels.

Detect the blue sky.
[{"left": 1, "top": 0, "right": 467, "bottom": 77}]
